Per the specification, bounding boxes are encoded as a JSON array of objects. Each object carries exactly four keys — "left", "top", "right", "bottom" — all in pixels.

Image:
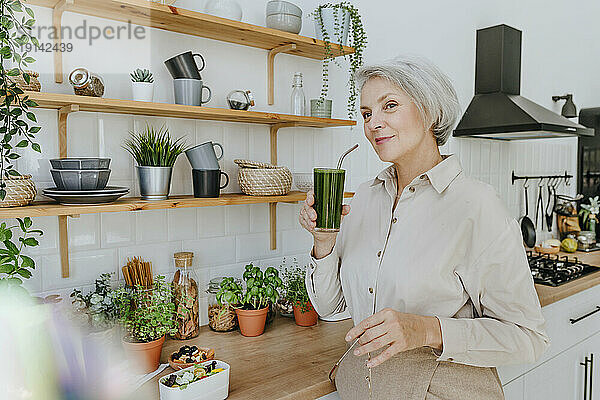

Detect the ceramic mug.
[
  {"left": 192, "top": 169, "right": 229, "bottom": 198},
  {"left": 173, "top": 79, "right": 212, "bottom": 106},
  {"left": 164, "top": 51, "right": 206, "bottom": 79},
  {"left": 185, "top": 141, "right": 224, "bottom": 170}
]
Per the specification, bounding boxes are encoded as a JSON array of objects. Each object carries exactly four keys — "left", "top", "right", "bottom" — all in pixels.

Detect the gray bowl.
[
  {"left": 50, "top": 158, "right": 111, "bottom": 170},
  {"left": 266, "top": 0, "right": 302, "bottom": 17},
  {"left": 266, "top": 14, "right": 302, "bottom": 34},
  {"left": 51, "top": 169, "right": 111, "bottom": 191}
]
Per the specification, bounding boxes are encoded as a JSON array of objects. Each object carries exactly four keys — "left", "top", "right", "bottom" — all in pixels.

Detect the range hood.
[{"left": 453, "top": 24, "right": 593, "bottom": 140}]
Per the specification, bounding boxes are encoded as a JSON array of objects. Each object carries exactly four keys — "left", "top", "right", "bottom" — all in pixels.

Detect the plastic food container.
[{"left": 159, "top": 360, "right": 230, "bottom": 400}]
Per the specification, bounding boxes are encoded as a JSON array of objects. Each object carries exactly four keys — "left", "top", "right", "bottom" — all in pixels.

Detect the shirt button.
[
  {"left": 420, "top": 175, "right": 427, "bottom": 180},
  {"left": 377, "top": 251, "right": 382, "bottom": 257},
  {"left": 392, "top": 217, "right": 397, "bottom": 224},
  {"left": 448, "top": 357, "right": 454, "bottom": 361},
  {"left": 368, "top": 287, "right": 374, "bottom": 294},
  {"left": 409, "top": 186, "right": 415, "bottom": 193}
]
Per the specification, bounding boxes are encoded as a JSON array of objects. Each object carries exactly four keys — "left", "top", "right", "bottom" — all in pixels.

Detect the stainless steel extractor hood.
[{"left": 453, "top": 24, "right": 593, "bottom": 140}]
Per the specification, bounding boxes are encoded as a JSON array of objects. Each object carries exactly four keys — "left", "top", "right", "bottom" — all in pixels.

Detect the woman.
[{"left": 299, "top": 57, "right": 549, "bottom": 400}]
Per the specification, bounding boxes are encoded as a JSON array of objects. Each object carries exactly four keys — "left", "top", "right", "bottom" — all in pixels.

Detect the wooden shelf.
[
  {"left": 27, "top": 0, "right": 354, "bottom": 60},
  {"left": 0, "top": 192, "right": 354, "bottom": 218},
  {"left": 26, "top": 91, "right": 356, "bottom": 128}
]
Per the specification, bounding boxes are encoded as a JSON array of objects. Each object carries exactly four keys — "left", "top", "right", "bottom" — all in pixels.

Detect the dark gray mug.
[
  {"left": 192, "top": 169, "right": 229, "bottom": 198},
  {"left": 164, "top": 51, "right": 206, "bottom": 79},
  {"left": 185, "top": 141, "right": 223, "bottom": 170}
]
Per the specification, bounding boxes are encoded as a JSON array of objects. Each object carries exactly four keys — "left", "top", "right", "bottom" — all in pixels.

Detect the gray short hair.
[{"left": 354, "top": 56, "right": 460, "bottom": 146}]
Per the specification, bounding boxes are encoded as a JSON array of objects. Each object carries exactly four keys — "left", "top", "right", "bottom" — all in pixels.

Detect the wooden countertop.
[
  {"left": 534, "top": 250, "right": 600, "bottom": 307},
  {"left": 147, "top": 316, "right": 353, "bottom": 400}
]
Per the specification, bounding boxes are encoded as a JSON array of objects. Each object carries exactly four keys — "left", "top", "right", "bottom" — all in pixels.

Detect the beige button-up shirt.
[{"left": 306, "top": 155, "right": 549, "bottom": 367}]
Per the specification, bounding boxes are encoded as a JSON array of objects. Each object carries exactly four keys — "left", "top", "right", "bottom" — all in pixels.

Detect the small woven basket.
[
  {"left": 235, "top": 159, "right": 292, "bottom": 196},
  {"left": 0, "top": 175, "right": 37, "bottom": 207},
  {"left": 13, "top": 70, "right": 41, "bottom": 92}
]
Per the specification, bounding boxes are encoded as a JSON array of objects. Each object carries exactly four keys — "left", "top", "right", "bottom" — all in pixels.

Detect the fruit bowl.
[{"left": 169, "top": 346, "right": 215, "bottom": 371}]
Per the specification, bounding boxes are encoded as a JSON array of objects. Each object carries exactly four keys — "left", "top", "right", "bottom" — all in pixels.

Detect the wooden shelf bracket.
[
  {"left": 57, "top": 103, "right": 79, "bottom": 278},
  {"left": 267, "top": 44, "right": 297, "bottom": 106},
  {"left": 51, "top": 0, "right": 74, "bottom": 83}
]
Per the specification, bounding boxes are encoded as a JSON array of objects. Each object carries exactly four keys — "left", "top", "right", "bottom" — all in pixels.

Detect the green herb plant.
[
  {"left": 130, "top": 68, "right": 154, "bottom": 83},
  {"left": 0, "top": 217, "right": 41, "bottom": 290},
  {"left": 123, "top": 124, "right": 187, "bottom": 167},
  {"left": 216, "top": 263, "right": 283, "bottom": 310},
  {"left": 70, "top": 273, "right": 118, "bottom": 331},
  {"left": 310, "top": 2, "right": 367, "bottom": 118},
  {"left": 0, "top": 0, "right": 42, "bottom": 199},
  {"left": 115, "top": 275, "right": 178, "bottom": 343},
  {"left": 282, "top": 265, "right": 312, "bottom": 313}
]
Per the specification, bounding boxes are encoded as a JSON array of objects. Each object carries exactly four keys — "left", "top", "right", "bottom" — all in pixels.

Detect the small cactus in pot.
[{"left": 130, "top": 68, "right": 154, "bottom": 102}]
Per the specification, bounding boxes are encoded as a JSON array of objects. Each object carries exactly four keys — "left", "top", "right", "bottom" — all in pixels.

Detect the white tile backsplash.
[
  {"left": 68, "top": 214, "right": 100, "bottom": 251},
  {"left": 167, "top": 208, "right": 198, "bottom": 241},
  {"left": 135, "top": 209, "right": 168, "bottom": 244}
]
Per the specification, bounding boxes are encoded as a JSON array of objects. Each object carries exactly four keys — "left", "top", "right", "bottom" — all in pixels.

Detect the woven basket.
[
  {"left": 14, "top": 70, "right": 41, "bottom": 92},
  {"left": 235, "top": 159, "right": 292, "bottom": 196},
  {"left": 0, "top": 175, "right": 37, "bottom": 207}
]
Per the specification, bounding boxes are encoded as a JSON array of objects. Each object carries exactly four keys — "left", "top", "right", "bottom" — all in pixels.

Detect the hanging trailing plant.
[
  {"left": 0, "top": 217, "right": 42, "bottom": 292},
  {"left": 0, "top": 0, "right": 41, "bottom": 200},
  {"left": 310, "top": 2, "right": 367, "bottom": 119}
]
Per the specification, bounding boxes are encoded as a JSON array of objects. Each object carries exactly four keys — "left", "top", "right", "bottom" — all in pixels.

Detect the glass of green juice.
[{"left": 313, "top": 168, "right": 345, "bottom": 232}]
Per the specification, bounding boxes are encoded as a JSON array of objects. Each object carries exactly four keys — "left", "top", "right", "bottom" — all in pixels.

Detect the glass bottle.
[
  {"left": 206, "top": 277, "right": 240, "bottom": 332},
  {"left": 290, "top": 72, "right": 306, "bottom": 116},
  {"left": 171, "top": 252, "right": 200, "bottom": 339}
]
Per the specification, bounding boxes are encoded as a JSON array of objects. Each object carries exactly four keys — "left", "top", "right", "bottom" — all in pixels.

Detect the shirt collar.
[{"left": 370, "top": 154, "right": 463, "bottom": 194}]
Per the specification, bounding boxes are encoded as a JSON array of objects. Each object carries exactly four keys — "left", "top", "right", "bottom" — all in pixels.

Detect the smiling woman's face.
[{"left": 360, "top": 77, "right": 434, "bottom": 164}]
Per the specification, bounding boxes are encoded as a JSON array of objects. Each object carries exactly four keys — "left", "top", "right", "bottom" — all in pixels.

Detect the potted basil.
[
  {"left": 216, "top": 263, "right": 282, "bottom": 337},
  {"left": 123, "top": 124, "right": 187, "bottom": 201},
  {"left": 115, "top": 275, "right": 177, "bottom": 373}
]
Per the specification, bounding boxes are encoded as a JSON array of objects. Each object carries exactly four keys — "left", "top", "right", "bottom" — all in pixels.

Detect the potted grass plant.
[
  {"left": 285, "top": 265, "right": 318, "bottom": 326},
  {"left": 115, "top": 275, "right": 178, "bottom": 373},
  {"left": 123, "top": 124, "right": 187, "bottom": 201},
  {"left": 216, "top": 263, "right": 283, "bottom": 337},
  {"left": 130, "top": 68, "right": 154, "bottom": 102}
]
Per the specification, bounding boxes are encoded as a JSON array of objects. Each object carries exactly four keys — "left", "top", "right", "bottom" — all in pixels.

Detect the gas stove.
[{"left": 527, "top": 252, "right": 600, "bottom": 287}]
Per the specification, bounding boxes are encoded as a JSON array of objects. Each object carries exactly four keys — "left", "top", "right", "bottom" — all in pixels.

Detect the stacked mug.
[
  {"left": 165, "top": 51, "right": 212, "bottom": 106},
  {"left": 185, "top": 142, "right": 229, "bottom": 198}
]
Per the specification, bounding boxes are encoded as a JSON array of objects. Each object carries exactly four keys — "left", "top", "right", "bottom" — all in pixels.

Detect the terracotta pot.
[
  {"left": 235, "top": 307, "right": 269, "bottom": 337},
  {"left": 122, "top": 335, "right": 165, "bottom": 374},
  {"left": 293, "top": 302, "right": 318, "bottom": 327}
]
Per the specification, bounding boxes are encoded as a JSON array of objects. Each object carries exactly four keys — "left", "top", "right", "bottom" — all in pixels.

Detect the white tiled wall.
[{"left": 7, "top": 1, "right": 583, "bottom": 304}]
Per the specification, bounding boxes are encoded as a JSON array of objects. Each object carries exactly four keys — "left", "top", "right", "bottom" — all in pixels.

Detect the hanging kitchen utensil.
[
  {"left": 545, "top": 178, "right": 555, "bottom": 232},
  {"left": 520, "top": 182, "right": 536, "bottom": 248},
  {"left": 535, "top": 180, "right": 545, "bottom": 231}
]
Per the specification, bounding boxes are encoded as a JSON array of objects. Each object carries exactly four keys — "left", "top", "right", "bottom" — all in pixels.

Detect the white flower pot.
[
  {"left": 314, "top": 8, "right": 350, "bottom": 46},
  {"left": 131, "top": 81, "right": 154, "bottom": 102}
]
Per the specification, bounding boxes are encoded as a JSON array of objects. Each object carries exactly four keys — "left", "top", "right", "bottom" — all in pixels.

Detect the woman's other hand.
[
  {"left": 299, "top": 190, "right": 350, "bottom": 259},
  {"left": 345, "top": 308, "right": 443, "bottom": 368}
]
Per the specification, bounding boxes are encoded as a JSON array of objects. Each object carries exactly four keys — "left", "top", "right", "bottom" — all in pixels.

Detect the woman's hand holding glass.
[{"left": 299, "top": 190, "right": 350, "bottom": 259}]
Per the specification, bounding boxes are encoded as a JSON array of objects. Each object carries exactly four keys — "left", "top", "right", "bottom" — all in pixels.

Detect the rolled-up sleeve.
[
  {"left": 305, "top": 244, "right": 347, "bottom": 318},
  {"left": 433, "top": 219, "right": 550, "bottom": 367}
]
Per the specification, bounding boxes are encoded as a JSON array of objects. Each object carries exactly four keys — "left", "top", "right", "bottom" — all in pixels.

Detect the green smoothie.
[{"left": 313, "top": 168, "right": 345, "bottom": 232}]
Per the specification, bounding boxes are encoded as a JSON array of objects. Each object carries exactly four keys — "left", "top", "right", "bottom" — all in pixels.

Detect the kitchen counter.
[
  {"left": 534, "top": 250, "right": 600, "bottom": 307},
  {"left": 144, "top": 251, "right": 600, "bottom": 399},
  {"left": 147, "top": 316, "right": 354, "bottom": 400}
]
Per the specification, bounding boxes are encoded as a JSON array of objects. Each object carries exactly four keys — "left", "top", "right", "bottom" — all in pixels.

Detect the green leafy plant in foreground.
[
  {"left": 0, "top": 0, "right": 42, "bottom": 200},
  {"left": 282, "top": 265, "right": 311, "bottom": 313},
  {"left": 0, "top": 216, "right": 41, "bottom": 289}
]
